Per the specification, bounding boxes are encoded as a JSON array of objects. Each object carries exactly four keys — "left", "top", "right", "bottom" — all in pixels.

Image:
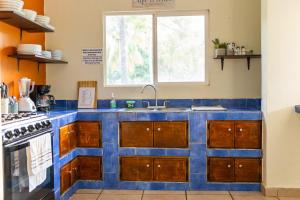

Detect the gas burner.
[{"left": 1, "top": 112, "right": 40, "bottom": 124}]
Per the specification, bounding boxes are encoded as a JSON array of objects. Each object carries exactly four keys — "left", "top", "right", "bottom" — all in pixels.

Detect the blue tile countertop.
[{"left": 47, "top": 104, "right": 262, "bottom": 200}]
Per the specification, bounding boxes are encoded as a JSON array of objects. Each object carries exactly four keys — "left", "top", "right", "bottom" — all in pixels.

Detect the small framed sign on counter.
[
  {"left": 78, "top": 81, "right": 97, "bottom": 109},
  {"left": 82, "top": 48, "right": 103, "bottom": 65},
  {"left": 132, "top": 0, "right": 175, "bottom": 8}
]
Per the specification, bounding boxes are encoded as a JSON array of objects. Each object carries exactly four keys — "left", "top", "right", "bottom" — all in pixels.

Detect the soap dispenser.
[{"left": 110, "top": 93, "right": 117, "bottom": 109}]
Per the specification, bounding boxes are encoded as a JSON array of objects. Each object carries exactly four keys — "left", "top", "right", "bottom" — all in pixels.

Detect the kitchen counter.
[{"left": 48, "top": 107, "right": 262, "bottom": 200}]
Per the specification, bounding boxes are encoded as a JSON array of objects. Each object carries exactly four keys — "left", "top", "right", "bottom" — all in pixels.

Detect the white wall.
[
  {"left": 45, "top": 0, "right": 261, "bottom": 100},
  {"left": 262, "top": 0, "right": 300, "bottom": 188}
]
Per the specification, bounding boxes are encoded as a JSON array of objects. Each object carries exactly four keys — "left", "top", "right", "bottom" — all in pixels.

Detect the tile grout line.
[
  {"left": 141, "top": 190, "right": 144, "bottom": 200},
  {"left": 96, "top": 189, "right": 103, "bottom": 200},
  {"left": 229, "top": 191, "right": 235, "bottom": 200}
]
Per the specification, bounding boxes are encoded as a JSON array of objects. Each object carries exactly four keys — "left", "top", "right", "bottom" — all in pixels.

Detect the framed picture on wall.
[{"left": 77, "top": 81, "right": 97, "bottom": 109}]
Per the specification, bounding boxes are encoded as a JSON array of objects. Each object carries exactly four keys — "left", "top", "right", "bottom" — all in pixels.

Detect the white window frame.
[{"left": 103, "top": 10, "right": 210, "bottom": 87}]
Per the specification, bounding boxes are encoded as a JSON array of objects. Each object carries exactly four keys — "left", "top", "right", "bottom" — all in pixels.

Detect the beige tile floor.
[{"left": 69, "top": 190, "right": 300, "bottom": 200}]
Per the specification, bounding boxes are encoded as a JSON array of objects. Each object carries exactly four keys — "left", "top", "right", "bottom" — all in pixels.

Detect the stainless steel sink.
[{"left": 118, "top": 107, "right": 191, "bottom": 112}]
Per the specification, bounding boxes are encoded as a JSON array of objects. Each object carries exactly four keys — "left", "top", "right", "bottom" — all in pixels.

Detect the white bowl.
[
  {"left": 17, "top": 44, "right": 42, "bottom": 54},
  {"left": 35, "top": 15, "right": 50, "bottom": 24},
  {"left": 0, "top": 0, "right": 23, "bottom": 10},
  {"left": 23, "top": 9, "right": 37, "bottom": 21},
  {"left": 42, "top": 51, "right": 52, "bottom": 58}
]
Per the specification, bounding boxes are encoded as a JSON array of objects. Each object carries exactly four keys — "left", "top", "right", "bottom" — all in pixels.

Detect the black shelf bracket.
[
  {"left": 247, "top": 57, "right": 251, "bottom": 70},
  {"left": 221, "top": 57, "right": 225, "bottom": 71},
  {"left": 17, "top": 59, "right": 20, "bottom": 71},
  {"left": 20, "top": 28, "right": 23, "bottom": 41}
]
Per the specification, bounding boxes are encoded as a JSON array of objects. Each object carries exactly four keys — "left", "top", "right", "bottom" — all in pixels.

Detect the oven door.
[{"left": 3, "top": 131, "right": 54, "bottom": 200}]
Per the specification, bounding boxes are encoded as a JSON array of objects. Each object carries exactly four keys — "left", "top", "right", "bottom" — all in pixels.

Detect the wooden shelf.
[
  {"left": 214, "top": 54, "right": 261, "bottom": 70},
  {"left": 9, "top": 54, "right": 68, "bottom": 71},
  {"left": 0, "top": 11, "right": 54, "bottom": 34}
]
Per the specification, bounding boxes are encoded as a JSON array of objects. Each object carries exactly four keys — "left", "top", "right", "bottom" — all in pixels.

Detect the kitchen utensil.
[{"left": 18, "top": 77, "right": 37, "bottom": 112}]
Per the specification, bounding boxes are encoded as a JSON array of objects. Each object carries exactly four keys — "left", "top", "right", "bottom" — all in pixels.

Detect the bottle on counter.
[{"left": 110, "top": 93, "right": 117, "bottom": 109}]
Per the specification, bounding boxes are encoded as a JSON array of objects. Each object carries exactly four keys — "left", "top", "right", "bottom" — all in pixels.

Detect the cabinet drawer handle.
[
  {"left": 228, "top": 128, "right": 232, "bottom": 132},
  {"left": 157, "top": 165, "right": 161, "bottom": 168},
  {"left": 146, "top": 164, "right": 150, "bottom": 168},
  {"left": 239, "top": 164, "right": 243, "bottom": 168},
  {"left": 239, "top": 128, "right": 243, "bottom": 132},
  {"left": 146, "top": 128, "right": 150, "bottom": 132},
  {"left": 227, "top": 165, "right": 231, "bottom": 168},
  {"left": 157, "top": 128, "right": 161, "bottom": 131}
]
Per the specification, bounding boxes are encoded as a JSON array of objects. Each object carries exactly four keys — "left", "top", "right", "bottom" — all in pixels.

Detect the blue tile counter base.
[{"left": 48, "top": 106, "right": 262, "bottom": 199}]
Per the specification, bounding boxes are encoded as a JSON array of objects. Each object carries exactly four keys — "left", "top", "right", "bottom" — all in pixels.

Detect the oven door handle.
[{"left": 4, "top": 130, "right": 54, "bottom": 149}]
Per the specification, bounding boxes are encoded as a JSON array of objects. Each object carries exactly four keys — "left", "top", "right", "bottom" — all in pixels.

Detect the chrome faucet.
[{"left": 141, "top": 84, "right": 158, "bottom": 108}]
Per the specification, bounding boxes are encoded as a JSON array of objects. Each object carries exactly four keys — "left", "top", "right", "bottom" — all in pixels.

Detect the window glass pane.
[
  {"left": 157, "top": 15, "right": 206, "bottom": 82},
  {"left": 105, "top": 15, "right": 153, "bottom": 85}
]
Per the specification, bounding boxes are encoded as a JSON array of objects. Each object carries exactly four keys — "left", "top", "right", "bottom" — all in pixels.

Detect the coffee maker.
[{"left": 30, "top": 85, "right": 56, "bottom": 111}]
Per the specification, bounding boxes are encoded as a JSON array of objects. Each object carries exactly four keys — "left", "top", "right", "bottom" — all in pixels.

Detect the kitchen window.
[{"left": 104, "top": 11, "right": 208, "bottom": 86}]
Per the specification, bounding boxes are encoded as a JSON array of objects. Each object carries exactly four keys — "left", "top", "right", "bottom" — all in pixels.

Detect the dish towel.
[{"left": 26, "top": 133, "right": 52, "bottom": 192}]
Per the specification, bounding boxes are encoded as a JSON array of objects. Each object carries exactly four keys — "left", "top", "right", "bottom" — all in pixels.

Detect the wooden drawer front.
[
  {"left": 60, "top": 164, "right": 71, "bottom": 194},
  {"left": 59, "top": 125, "right": 70, "bottom": 157},
  {"left": 154, "top": 122, "right": 188, "bottom": 148},
  {"left": 78, "top": 156, "right": 102, "bottom": 180},
  {"left": 120, "top": 157, "right": 153, "bottom": 181},
  {"left": 78, "top": 122, "right": 101, "bottom": 148},
  {"left": 235, "top": 158, "right": 261, "bottom": 182},
  {"left": 120, "top": 122, "right": 153, "bottom": 147},
  {"left": 70, "top": 158, "right": 79, "bottom": 185},
  {"left": 154, "top": 158, "right": 188, "bottom": 182},
  {"left": 208, "top": 158, "right": 235, "bottom": 182},
  {"left": 235, "top": 121, "right": 262, "bottom": 149},
  {"left": 208, "top": 121, "right": 234, "bottom": 148},
  {"left": 69, "top": 123, "right": 78, "bottom": 150}
]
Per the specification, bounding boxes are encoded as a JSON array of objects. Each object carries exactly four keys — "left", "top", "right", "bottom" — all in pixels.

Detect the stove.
[
  {"left": 1, "top": 112, "right": 54, "bottom": 200},
  {"left": 1, "top": 113, "right": 52, "bottom": 146}
]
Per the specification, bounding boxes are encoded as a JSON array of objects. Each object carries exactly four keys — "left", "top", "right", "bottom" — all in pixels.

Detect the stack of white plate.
[
  {"left": 22, "top": 9, "right": 37, "bottom": 21},
  {"left": 35, "top": 15, "right": 50, "bottom": 25},
  {"left": 17, "top": 44, "right": 42, "bottom": 55},
  {"left": 52, "top": 50, "right": 63, "bottom": 60},
  {"left": 42, "top": 51, "right": 51, "bottom": 59},
  {"left": 0, "top": 0, "right": 24, "bottom": 11}
]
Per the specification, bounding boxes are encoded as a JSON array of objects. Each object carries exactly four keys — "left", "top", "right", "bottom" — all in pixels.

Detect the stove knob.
[
  {"left": 28, "top": 125, "right": 35, "bottom": 132},
  {"left": 21, "top": 127, "right": 27, "bottom": 135},
  {"left": 35, "top": 123, "right": 42, "bottom": 130},
  {"left": 41, "top": 121, "right": 47, "bottom": 128},
  {"left": 13, "top": 129, "right": 21, "bottom": 137},
  {"left": 45, "top": 120, "right": 52, "bottom": 128},
  {"left": 5, "top": 131, "right": 13, "bottom": 139}
]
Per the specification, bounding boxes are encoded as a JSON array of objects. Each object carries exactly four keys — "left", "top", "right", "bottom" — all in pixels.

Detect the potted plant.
[{"left": 212, "top": 38, "right": 227, "bottom": 57}]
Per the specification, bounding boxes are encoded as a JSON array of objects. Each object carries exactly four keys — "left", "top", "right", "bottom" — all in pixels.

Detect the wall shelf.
[
  {"left": 214, "top": 54, "right": 261, "bottom": 70},
  {"left": 0, "top": 11, "right": 54, "bottom": 40},
  {"left": 9, "top": 54, "right": 68, "bottom": 72}
]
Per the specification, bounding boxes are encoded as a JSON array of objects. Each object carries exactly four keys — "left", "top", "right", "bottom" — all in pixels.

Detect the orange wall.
[{"left": 0, "top": 0, "right": 46, "bottom": 98}]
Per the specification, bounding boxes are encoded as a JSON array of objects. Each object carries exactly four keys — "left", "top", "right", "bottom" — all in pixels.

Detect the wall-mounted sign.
[
  {"left": 82, "top": 48, "right": 102, "bottom": 65},
  {"left": 132, "top": 0, "right": 175, "bottom": 8}
]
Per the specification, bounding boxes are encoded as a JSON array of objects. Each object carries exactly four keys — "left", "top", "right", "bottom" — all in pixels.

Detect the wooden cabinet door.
[
  {"left": 78, "top": 156, "right": 102, "bottom": 180},
  {"left": 60, "top": 125, "right": 70, "bottom": 157},
  {"left": 154, "top": 157, "right": 188, "bottom": 182},
  {"left": 77, "top": 122, "right": 101, "bottom": 148},
  {"left": 69, "top": 123, "right": 78, "bottom": 150},
  {"left": 208, "top": 158, "right": 235, "bottom": 182},
  {"left": 70, "top": 158, "right": 80, "bottom": 185},
  {"left": 208, "top": 121, "right": 235, "bottom": 148},
  {"left": 154, "top": 122, "right": 188, "bottom": 148},
  {"left": 235, "top": 158, "right": 261, "bottom": 182},
  {"left": 60, "top": 163, "right": 71, "bottom": 194},
  {"left": 235, "top": 121, "right": 262, "bottom": 149},
  {"left": 120, "top": 122, "right": 153, "bottom": 147},
  {"left": 120, "top": 157, "right": 153, "bottom": 181}
]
